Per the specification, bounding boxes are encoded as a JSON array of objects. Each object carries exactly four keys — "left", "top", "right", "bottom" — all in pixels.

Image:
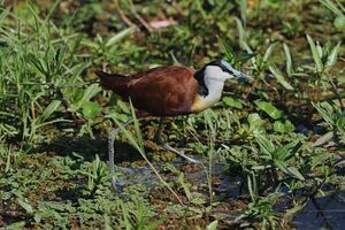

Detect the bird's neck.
[
  {"left": 204, "top": 79, "right": 224, "bottom": 101},
  {"left": 191, "top": 80, "right": 225, "bottom": 112}
]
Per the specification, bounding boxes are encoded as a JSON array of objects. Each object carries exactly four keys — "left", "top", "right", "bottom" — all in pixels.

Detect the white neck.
[
  {"left": 203, "top": 65, "right": 227, "bottom": 99},
  {"left": 191, "top": 66, "right": 227, "bottom": 112},
  {"left": 203, "top": 79, "right": 224, "bottom": 102}
]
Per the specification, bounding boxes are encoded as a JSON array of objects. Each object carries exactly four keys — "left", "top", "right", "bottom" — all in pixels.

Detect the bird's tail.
[{"left": 95, "top": 70, "right": 128, "bottom": 90}]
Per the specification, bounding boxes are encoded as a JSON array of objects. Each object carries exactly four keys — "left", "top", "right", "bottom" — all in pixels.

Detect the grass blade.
[
  {"left": 326, "top": 41, "right": 341, "bottom": 67},
  {"left": 263, "top": 43, "right": 276, "bottom": 63},
  {"left": 39, "top": 100, "right": 61, "bottom": 122},
  {"left": 287, "top": 167, "right": 305, "bottom": 181},
  {"left": 129, "top": 99, "right": 144, "bottom": 151},
  {"left": 239, "top": 0, "right": 247, "bottom": 26},
  {"left": 75, "top": 84, "right": 102, "bottom": 110},
  {"left": 306, "top": 34, "right": 323, "bottom": 73},
  {"left": 106, "top": 26, "right": 136, "bottom": 47},
  {"left": 269, "top": 65, "right": 294, "bottom": 90},
  {"left": 283, "top": 43, "right": 293, "bottom": 76},
  {"left": 320, "top": 0, "right": 344, "bottom": 17},
  {"left": 235, "top": 17, "right": 251, "bottom": 52}
]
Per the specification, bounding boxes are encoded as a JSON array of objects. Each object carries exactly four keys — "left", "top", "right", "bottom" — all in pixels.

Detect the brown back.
[{"left": 97, "top": 65, "right": 198, "bottom": 116}]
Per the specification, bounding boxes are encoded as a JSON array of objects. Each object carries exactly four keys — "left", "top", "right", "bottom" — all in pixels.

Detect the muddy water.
[
  {"left": 117, "top": 157, "right": 242, "bottom": 196},
  {"left": 293, "top": 191, "right": 345, "bottom": 230},
  {"left": 116, "top": 157, "right": 345, "bottom": 229}
]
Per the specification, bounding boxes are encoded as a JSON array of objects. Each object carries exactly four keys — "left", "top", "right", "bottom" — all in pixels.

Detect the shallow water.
[
  {"left": 293, "top": 191, "right": 345, "bottom": 230},
  {"left": 117, "top": 157, "right": 242, "bottom": 196},
  {"left": 116, "top": 157, "right": 345, "bottom": 229}
]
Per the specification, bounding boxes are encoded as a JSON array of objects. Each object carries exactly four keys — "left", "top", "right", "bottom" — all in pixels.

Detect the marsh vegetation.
[{"left": 0, "top": 0, "right": 344, "bottom": 229}]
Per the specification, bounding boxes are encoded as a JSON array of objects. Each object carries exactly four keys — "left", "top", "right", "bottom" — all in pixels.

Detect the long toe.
[{"left": 162, "top": 143, "right": 200, "bottom": 164}]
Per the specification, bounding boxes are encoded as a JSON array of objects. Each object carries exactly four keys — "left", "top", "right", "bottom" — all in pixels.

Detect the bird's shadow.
[{"left": 35, "top": 134, "right": 142, "bottom": 163}]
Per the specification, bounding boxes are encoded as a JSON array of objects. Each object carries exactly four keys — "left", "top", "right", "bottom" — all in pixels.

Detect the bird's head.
[
  {"left": 194, "top": 59, "right": 250, "bottom": 96},
  {"left": 204, "top": 59, "right": 249, "bottom": 82}
]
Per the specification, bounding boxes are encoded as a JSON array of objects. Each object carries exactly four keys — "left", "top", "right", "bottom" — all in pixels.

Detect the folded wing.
[{"left": 96, "top": 66, "right": 198, "bottom": 116}]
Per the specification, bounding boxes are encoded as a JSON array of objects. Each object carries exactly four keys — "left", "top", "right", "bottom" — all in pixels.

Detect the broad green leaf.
[
  {"left": 306, "top": 34, "right": 323, "bottom": 73},
  {"left": 269, "top": 65, "right": 294, "bottom": 90},
  {"left": 254, "top": 100, "right": 282, "bottom": 120},
  {"left": 223, "top": 96, "right": 243, "bottom": 109},
  {"left": 82, "top": 101, "right": 101, "bottom": 119}
]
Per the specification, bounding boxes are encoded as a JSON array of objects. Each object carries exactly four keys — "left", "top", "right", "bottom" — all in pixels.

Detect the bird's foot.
[{"left": 161, "top": 143, "right": 200, "bottom": 164}]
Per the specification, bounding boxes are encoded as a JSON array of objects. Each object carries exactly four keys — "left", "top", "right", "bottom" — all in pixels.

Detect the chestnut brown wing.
[{"left": 126, "top": 65, "right": 198, "bottom": 116}]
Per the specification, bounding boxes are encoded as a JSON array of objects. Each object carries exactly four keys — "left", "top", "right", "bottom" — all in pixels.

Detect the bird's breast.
[{"left": 191, "top": 94, "right": 221, "bottom": 113}]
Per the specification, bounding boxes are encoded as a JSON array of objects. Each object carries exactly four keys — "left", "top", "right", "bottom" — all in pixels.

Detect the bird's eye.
[
  {"left": 226, "top": 69, "right": 234, "bottom": 75},
  {"left": 223, "top": 67, "right": 233, "bottom": 75}
]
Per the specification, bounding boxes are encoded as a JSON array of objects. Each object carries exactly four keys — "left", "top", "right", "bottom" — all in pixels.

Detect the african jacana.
[{"left": 96, "top": 59, "right": 249, "bottom": 163}]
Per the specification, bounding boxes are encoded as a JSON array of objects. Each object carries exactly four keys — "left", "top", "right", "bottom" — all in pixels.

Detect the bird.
[{"left": 96, "top": 59, "right": 249, "bottom": 163}]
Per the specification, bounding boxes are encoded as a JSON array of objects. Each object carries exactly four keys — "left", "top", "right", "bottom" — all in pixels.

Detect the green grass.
[{"left": 0, "top": 0, "right": 344, "bottom": 229}]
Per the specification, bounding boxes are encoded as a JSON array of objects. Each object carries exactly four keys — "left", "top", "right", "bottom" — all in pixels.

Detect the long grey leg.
[
  {"left": 109, "top": 116, "right": 199, "bottom": 192},
  {"left": 108, "top": 119, "right": 133, "bottom": 191}
]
